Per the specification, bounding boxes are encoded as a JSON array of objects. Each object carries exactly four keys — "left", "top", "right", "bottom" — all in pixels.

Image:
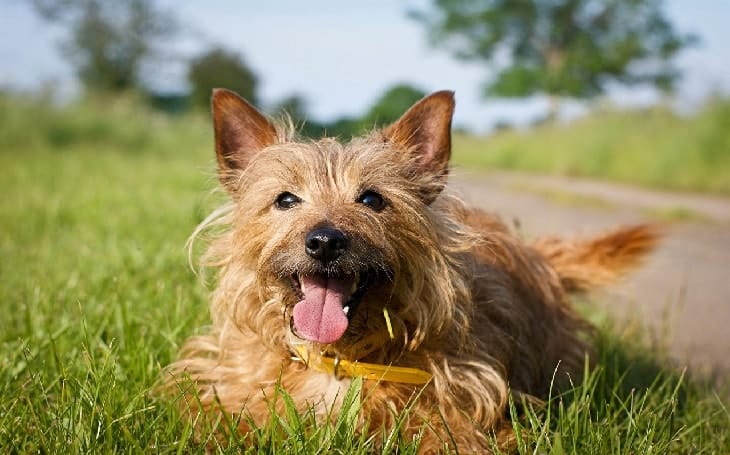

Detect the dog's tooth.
[{"left": 343, "top": 305, "right": 350, "bottom": 315}]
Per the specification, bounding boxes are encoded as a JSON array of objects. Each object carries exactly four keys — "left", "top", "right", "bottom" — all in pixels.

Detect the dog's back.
[
  {"left": 468, "top": 210, "right": 661, "bottom": 390},
  {"left": 464, "top": 207, "right": 659, "bottom": 394}
]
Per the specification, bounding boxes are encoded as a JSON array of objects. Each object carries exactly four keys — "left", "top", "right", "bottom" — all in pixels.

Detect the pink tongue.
[{"left": 292, "top": 275, "right": 352, "bottom": 344}]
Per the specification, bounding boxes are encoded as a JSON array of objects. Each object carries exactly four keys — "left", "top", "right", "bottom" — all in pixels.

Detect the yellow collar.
[{"left": 292, "top": 344, "right": 432, "bottom": 385}]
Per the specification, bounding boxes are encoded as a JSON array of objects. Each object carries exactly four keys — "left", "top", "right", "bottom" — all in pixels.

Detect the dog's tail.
[{"left": 533, "top": 224, "right": 661, "bottom": 293}]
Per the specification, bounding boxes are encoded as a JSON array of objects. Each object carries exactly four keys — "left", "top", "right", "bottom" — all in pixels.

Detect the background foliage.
[
  {"left": 188, "top": 47, "right": 260, "bottom": 110},
  {"left": 32, "top": 0, "right": 176, "bottom": 93},
  {"left": 411, "top": 0, "right": 695, "bottom": 100}
]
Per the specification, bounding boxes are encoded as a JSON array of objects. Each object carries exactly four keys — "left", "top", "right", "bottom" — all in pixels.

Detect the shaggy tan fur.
[{"left": 163, "top": 89, "right": 658, "bottom": 453}]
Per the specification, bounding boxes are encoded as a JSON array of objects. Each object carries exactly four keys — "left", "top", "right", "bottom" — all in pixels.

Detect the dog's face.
[{"left": 210, "top": 89, "right": 458, "bottom": 353}]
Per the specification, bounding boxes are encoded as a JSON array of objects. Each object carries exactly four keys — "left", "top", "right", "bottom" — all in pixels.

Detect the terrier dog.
[{"left": 165, "top": 89, "right": 658, "bottom": 452}]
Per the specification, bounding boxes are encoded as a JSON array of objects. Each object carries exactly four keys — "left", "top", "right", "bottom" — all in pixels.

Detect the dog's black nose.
[{"left": 305, "top": 228, "right": 348, "bottom": 263}]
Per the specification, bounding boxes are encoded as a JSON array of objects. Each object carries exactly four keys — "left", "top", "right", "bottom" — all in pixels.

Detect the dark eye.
[
  {"left": 275, "top": 192, "right": 301, "bottom": 210},
  {"left": 357, "top": 190, "right": 386, "bottom": 211}
]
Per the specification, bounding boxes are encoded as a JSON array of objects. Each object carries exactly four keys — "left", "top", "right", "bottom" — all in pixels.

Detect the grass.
[
  {"left": 453, "top": 98, "right": 730, "bottom": 195},
  {"left": 1, "top": 94, "right": 729, "bottom": 453}
]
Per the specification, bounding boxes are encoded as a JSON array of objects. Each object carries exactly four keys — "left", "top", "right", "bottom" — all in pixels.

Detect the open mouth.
[{"left": 289, "top": 271, "right": 374, "bottom": 344}]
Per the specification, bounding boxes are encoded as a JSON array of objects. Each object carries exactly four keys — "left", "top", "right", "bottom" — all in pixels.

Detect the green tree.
[
  {"left": 270, "top": 94, "right": 325, "bottom": 137},
  {"left": 271, "top": 94, "right": 309, "bottom": 120},
  {"left": 188, "top": 47, "right": 259, "bottom": 110},
  {"left": 362, "top": 84, "right": 428, "bottom": 127},
  {"left": 322, "top": 84, "right": 427, "bottom": 138},
  {"left": 32, "top": 0, "right": 176, "bottom": 93},
  {"left": 411, "top": 0, "right": 695, "bottom": 111},
  {"left": 269, "top": 85, "right": 428, "bottom": 139}
]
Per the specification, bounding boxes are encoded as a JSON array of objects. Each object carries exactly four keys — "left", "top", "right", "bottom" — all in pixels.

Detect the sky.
[{"left": 2, "top": 0, "right": 729, "bottom": 132}]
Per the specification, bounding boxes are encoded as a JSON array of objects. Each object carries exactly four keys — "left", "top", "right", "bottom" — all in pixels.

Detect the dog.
[{"left": 164, "top": 89, "right": 658, "bottom": 452}]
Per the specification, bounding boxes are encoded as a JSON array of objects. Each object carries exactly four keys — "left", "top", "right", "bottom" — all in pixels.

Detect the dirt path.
[{"left": 452, "top": 171, "right": 730, "bottom": 375}]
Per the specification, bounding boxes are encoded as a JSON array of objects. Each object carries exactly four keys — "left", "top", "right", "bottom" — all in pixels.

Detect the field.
[
  {"left": 454, "top": 99, "right": 730, "bottom": 195},
  {"left": 1, "top": 94, "right": 728, "bottom": 452}
]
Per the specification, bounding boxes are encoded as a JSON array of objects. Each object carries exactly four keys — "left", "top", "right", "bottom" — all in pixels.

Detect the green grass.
[
  {"left": 453, "top": 99, "right": 730, "bottom": 195},
  {"left": 1, "top": 94, "right": 728, "bottom": 453}
]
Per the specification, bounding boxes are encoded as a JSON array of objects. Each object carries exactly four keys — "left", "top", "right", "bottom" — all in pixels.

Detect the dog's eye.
[
  {"left": 275, "top": 192, "right": 301, "bottom": 210},
  {"left": 357, "top": 190, "right": 386, "bottom": 212}
]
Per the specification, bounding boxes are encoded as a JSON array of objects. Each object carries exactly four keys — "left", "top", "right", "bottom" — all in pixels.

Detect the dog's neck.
[
  {"left": 290, "top": 329, "right": 433, "bottom": 384},
  {"left": 291, "top": 342, "right": 432, "bottom": 385}
]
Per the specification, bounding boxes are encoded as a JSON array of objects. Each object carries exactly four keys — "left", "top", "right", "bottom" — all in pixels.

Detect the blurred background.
[
  {"left": 1, "top": 0, "right": 729, "bottom": 373},
  {"left": 4, "top": 0, "right": 730, "bottom": 134}
]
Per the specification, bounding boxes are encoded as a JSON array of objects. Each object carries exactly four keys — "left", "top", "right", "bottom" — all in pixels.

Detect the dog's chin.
[{"left": 285, "top": 268, "right": 380, "bottom": 345}]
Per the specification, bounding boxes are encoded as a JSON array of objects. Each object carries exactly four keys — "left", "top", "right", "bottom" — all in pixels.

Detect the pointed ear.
[
  {"left": 211, "top": 88, "right": 277, "bottom": 191},
  {"left": 383, "top": 90, "right": 455, "bottom": 200}
]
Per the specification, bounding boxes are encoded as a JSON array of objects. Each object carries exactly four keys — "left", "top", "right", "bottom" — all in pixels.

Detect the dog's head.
[{"left": 208, "top": 89, "right": 473, "bottom": 356}]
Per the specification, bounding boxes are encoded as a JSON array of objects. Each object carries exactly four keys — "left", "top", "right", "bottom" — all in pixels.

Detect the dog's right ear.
[{"left": 211, "top": 88, "right": 277, "bottom": 192}]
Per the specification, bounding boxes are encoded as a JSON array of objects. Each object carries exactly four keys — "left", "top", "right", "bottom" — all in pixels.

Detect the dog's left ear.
[{"left": 384, "top": 90, "right": 455, "bottom": 202}]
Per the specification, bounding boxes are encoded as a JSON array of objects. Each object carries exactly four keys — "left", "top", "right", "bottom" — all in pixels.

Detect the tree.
[
  {"left": 32, "top": 0, "right": 176, "bottom": 93},
  {"left": 411, "top": 0, "right": 695, "bottom": 110},
  {"left": 362, "top": 84, "right": 428, "bottom": 127},
  {"left": 188, "top": 47, "right": 259, "bottom": 110},
  {"left": 271, "top": 94, "right": 309, "bottom": 120},
  {"left": 270, "top": 94, "right": 329, "bottom": 137},
  {"left": 267, "top": 84, "right": 428, "bottom": 139},
  {"left": 322, "top": 84, "right": 428, "bottom": 138}
]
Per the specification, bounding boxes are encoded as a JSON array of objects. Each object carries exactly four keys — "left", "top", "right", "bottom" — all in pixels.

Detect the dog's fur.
[{"left": 164, "top": 89, "right": 658, "bottom": 452}]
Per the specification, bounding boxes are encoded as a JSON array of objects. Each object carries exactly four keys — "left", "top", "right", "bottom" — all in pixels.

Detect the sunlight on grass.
[
  {"left": 1, "top": 93, "right": 728, "bottom": 452},
  {"left": 453, "top": 100, "right": 730, "bottom": 195}
]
